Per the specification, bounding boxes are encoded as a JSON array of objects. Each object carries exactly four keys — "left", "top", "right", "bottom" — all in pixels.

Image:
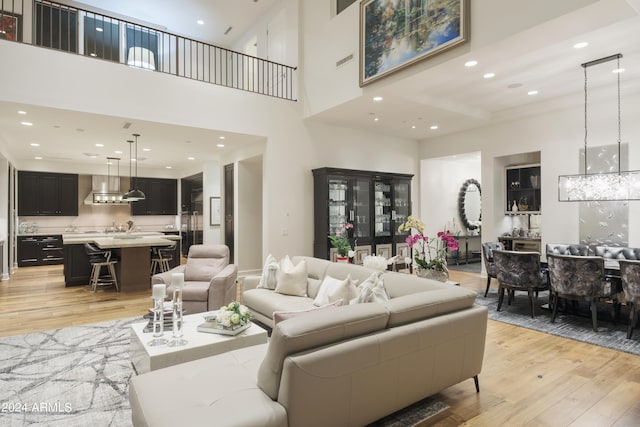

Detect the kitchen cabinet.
[
  {"left": 17, "top": 235, "right": 64, "bottom": 267},
  {"left": 18, "top": 171, "right": 78, "bottom": 216},
  {"left": 63, "top": 244, "right": 91, "bottom": 286},
  {"left": 130, "top": 178, "right": 178, "bottom": 215},
  {"left": 312, "top": 168, "right": 412, "bottom": 263},
  {"left": 505, "top": 164, "right": 541, "bottom": 214}
]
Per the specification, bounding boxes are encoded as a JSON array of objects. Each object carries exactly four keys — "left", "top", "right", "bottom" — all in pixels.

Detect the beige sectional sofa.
[{"left": 129, "top": 256, "right": 487, "bottom": 427}]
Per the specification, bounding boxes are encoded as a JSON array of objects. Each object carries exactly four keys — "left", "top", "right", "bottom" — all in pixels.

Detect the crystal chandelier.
[{"left": 558, "top": 53, "right": 640, "bottom": 201}]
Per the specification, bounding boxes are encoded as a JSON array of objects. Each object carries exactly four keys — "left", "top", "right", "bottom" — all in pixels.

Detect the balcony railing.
[{"left": 0, "top": 0, "right": 297, "bottom": 101}]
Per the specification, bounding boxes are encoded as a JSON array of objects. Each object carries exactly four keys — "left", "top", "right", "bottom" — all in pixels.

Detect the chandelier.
[{"left": 558, "top": 53, "right": 640, "bottom": 201}]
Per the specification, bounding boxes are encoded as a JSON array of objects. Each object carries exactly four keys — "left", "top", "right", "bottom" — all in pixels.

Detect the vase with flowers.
[
  {"left": 328, "top": 223, "right": 355, "bottom": 263},
  {"left": 397, "top": 216, "right": 459, "bottom": 282}
]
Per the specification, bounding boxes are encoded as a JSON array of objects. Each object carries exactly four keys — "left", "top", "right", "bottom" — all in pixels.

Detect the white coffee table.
[{"left": 130, "top": 311, "right": 268, "bottom": 374}]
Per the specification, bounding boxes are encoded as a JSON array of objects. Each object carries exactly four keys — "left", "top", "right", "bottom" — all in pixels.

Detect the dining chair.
[
  {"left": 618, "top": 259, "right": 640, "bottom": 339},
  {"left": 493, "top": 250, "right": 548, "bottom": 318},
  {"left": 481, "top": 242, "right": 504, "bottom": 297},
  {"left": 547, "top": 254, "right": 610, "bottom": 332}
]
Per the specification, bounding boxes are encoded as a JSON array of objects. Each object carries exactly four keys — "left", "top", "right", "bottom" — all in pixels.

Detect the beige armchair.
[{"left": 152, "top": 244, "right": 237, "bottom": 314}]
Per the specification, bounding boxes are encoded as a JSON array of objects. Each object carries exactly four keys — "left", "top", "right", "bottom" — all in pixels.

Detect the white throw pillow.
[
  {"left": 313, "top": 275, "right": 347, "bottom": 307},
  {"left": 351, "top": 272, "right": 389, "bottom": 304},
  {"left": 257, "top": 254, "right": 279, "bottom": 289},
  {"left": 274, "top": 256, "right": 308, "bottom": 297},
  {"left": 327, "top": 275, "right": 359, "bottom": 305}
]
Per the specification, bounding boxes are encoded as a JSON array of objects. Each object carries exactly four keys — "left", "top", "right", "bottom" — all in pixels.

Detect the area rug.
[
  {"left": 0, "top": 319, "right": 448, "bottom": 427},
  {"left": 476, "top": 289, "right": 640, "bottom": 356}
]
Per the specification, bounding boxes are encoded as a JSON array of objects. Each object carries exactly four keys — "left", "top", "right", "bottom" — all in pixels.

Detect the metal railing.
[{"left": 0, "top": 0, "right": 297, "bottom": 101}]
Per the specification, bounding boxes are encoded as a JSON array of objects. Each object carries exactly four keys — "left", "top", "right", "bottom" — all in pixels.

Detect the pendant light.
[
  {"left": 123, "top": 133, "right": 146, "bottom": 201},
  {"left": 558, "top": 53, "right": 640, "bottom": 201}
]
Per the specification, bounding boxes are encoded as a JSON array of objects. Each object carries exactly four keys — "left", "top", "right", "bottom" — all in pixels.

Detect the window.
[
  {"left": 126, "top": 24, "right": 159, "bottom": 70},
  {"left": 35, "top": 1, "right": 77, "bottom": 52},
  {"left": 337, "top": 0, "right": 357, "bottom": 15},
  {"left": 84, "top": 15, "right": 119, "bottom": 62}
]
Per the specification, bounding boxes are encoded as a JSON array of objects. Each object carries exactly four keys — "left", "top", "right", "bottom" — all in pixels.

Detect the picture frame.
[
  {"left": 360, "top": 0, "right": 468, "bottom": 86},
  {"left": 209, "top": 197, "right": 221, "bottom": 226},
  {"left": 0, "top": 12, "right": 22, "bottom": 42}
]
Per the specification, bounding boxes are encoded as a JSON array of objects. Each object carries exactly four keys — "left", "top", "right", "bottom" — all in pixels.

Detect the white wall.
[
  {"left": 420, "top": 153, "right": 481, "bottom": 240},
  {"left": 203, "top": 160, "right": 222, "bottom": 245},
  {"left": 237, "top": 156, "right": 263, "bottom": 271}
]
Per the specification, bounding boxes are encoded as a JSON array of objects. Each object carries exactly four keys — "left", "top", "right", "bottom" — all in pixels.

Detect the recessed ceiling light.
[
  {"left": 165, "top": 166, "right": 172, "bottom": 169},
  {"left": 219, "top": 136, "right": 226, "bottom": 140},
  {"left": 187, "top": 157, "right": 195, "bottom": 161},
  {"left": 573, "top": 42, "right": 589, "bottom": 49},
  {"left": 30, "top": 143, "right": 40, "bottom": 147},
  {"left": 96, "top": 27, "right": 103, "bottom": 32},
  {"left": 143, "top": 148, "right": 151, "bottom": 152},
  {"left": 114, "top": 150, "right": 123, "bottom": 154},
  {"left": 21, "top": 121, "right": 33, "bottom": 126},
  {"left": 90, "top": 53, "right": 97, "bottom": 57},
  {"left": 374, "top": 117, "right": 379, "bottom": 122},
  {"left": 464, "top": 60, "right": 478, "bottom": 67},
  {"left": 197, "top": 20, "right": 205, "bottom": 25},
  {"left": 430, "top": 125, "right": 439, "bottom": 130},
  {"left": 17, "top": 110, "right": 27, "bottom": 115},
  {"left": 95, "top": 143, "right": 104, "bottom": 147},
  {"left": 411, "top": 125, "right": 416, "bottom": 129},
  {"left": 483, "top": 72, "right": 495, "bottom": 79},
  {"left": 34, "top": 156, "right": 43, "bottom": 160},
  {"left": 613, "top": 68, "right": 625, "bottom": 74},
  {"left": 528, "top": 90, "right": 539, "bottom": 96},
  {"left": 89, "top": 155, "right": 97, "bottom": 159},
  {"left": 217, "top": 144, "right": 225, "bottom": 148},
  {"left": 373, "top": 96, "right": 383, "bottom": 102}
]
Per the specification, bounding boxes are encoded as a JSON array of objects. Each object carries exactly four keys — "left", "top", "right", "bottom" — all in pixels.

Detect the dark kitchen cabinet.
[
  {"left": 131, "top": 178, "right": 178, "bottom": 215},
  {"left": 63, "top": 244, "right": 91, "bottom": 286},
  {"left": 312, "top": 168, "right": 413, "bottom": 264},
  {"left": 17, "top": 235, "right": 64, "bottom": 267},
  {"left": 18, "top": 171, "right": 78, "bottom": 216}
]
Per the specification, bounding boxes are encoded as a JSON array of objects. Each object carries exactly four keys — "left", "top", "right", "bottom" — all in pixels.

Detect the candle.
[
  {"left": 152, "top": 284, "right": 166, "bottom": 299},
  {"left": 171, "top": 273, "right": 185, "bottom": 289}
]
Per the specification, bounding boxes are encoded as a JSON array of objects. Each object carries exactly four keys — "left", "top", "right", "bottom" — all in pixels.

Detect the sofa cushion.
[
  {"left": 257, "top": 303, "right": 389, "bottom": 400},
  {"left": 275, "top": 256, "right": 308, "bottom": 297},
  {"left": 183, "top": 246, "right": 228, "bottom": 282},
  {"left": 385, "top": 288, "right": 478, "bottom": 327},
  {"left": 381, "top": 270, "right": 448, "bottom": 298},
  {"left": 243, "top": 289, "right": 316, "bottom": 318},
  {"left": 273, "top": 301, "right": 342, "bottom": 325},
  {"left": 325, "top": 262, "right": 379, "bottom": 285},
  {"left": 292, "top": 256, "right": 331, "bottom": 298}
]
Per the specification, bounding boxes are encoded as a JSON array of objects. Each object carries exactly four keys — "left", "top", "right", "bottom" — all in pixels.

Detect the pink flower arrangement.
[{"left": 400, "top": 218, "right": 459, "bottom": 272}]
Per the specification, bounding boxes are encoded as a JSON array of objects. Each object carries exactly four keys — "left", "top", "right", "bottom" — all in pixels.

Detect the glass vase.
[
  {"left": 416, "top": 267, "right": 449, "bottom": 282},
  {"left": 168, "top": 274, "right": 187, "bottom": 347},
  {"left": 148, "top": 284, "right": 168, "bottom": 346}
]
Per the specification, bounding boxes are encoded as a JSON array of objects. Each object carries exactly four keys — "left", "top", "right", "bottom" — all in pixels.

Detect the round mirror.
[{"left": 458, "top": 179, "right": 482, "bottom": 231}]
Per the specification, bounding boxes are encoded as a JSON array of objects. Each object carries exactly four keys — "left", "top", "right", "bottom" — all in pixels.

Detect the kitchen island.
[{"left": 63, "top": 232, "right": 181, "bottom": 292}]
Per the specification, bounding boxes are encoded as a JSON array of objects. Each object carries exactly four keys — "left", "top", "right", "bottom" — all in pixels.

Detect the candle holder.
[
  {"left": 148, "top": 284, "right": 168, "bottom": 346},
  {"left": 168, "top": 273, "right": 187, "bottom": 347}
]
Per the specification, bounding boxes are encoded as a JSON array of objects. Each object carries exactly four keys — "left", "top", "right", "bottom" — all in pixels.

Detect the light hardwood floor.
[{"left": 1, "top": 265, "right": 639, "bottom": 425}]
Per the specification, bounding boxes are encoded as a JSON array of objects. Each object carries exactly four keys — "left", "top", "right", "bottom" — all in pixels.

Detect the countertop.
[
  {"left": 63, "top": 231, "right": 181, "bottom": 245},
  {"left": 499, "top": 236, "right": 541, "bottom": 241}
]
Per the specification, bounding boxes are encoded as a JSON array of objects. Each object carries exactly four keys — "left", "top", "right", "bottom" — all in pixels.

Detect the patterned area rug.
[
  {"left": 476, "top": 289, "right": 640, "bottom": 356},
  {"left": 0, "top": 318, "right": 449, "bottom": 427}
]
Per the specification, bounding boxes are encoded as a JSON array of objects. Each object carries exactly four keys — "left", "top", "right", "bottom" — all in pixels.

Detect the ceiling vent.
[{"left": 336, "top": 53, "right": 354, "bottom": 68}]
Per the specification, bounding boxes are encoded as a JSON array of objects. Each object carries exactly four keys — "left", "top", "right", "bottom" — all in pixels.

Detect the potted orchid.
[
  {"left": 398, "top": 216, "right": 459, "bottom": 281},
  {"left": 328, "top": 223, "right": 355, "bottom": 262}
]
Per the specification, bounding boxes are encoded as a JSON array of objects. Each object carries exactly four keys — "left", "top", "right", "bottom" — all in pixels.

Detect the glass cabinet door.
[
  {"left": 328, "top": 178, "right": 348, "bottom": 235},
  {"left": 394, "top": 181, "right": 410, "bottom": 237},
  {"left": 374, "top": 181, "right": 392, "bottom": 237},
  {"left": 352, "top": 179, "right": 370, "bottom": 240}
]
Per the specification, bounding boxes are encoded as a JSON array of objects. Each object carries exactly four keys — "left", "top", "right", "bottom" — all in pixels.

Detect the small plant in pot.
[{"left": 329, "top": 223, "right": 354, "bottom": 262}]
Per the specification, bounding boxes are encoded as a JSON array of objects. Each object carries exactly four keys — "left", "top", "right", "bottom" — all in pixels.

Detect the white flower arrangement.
[
  {"left": 362, "top": 255, "right": 389, "bottom": 271},
  {"left": 216, "top": 301, "right": 253, "bottom": 328}
]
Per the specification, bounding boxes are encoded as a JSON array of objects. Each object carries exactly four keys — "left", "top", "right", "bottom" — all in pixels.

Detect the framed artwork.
[
  {"left": 209, "top": 197, "right": 221, "bottom": 226},
  {"left": 0, "top": 12, "right": 22, "bottom": 42},
  {"left": 360, "top": 0, "right": 468, "bottom": 86}
]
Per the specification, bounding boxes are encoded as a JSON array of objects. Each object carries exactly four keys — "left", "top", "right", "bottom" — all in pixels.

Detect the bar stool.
[
  {"left": 85, "top": 243, "right": 119, "bottom": 292},
  {"left": 150, "top": 243, "right": 176, "bottom": 275}
]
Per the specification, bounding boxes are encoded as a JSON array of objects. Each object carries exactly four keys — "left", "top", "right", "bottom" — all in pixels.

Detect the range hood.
[{"left": 84, "top": 175, "right": 129, "bottom": 205}]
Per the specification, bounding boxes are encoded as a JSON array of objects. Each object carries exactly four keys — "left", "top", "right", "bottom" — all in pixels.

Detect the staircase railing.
[{"left": 0, "top": 0, "right": 297, "bottom": 101}]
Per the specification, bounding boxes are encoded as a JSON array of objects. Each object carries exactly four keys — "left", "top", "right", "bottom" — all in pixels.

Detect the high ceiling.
[{"left": 2, "top": 0, "right": 640, "bottom": 172}]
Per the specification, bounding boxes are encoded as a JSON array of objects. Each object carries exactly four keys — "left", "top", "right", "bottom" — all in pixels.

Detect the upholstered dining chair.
[
  {"left": 545, "top": 243, "right": 590, "bottom": 257},
  {"left": 481, "top": 242, "right": 504, "bottom": 297},
  {"left": 493, "top": 250, "right": 548, "bottom": 318},
  {"left": 618, "top": 259, "right": 640, "bottom": 339},
  {"left": 547, "top": 254, "right": 610, "bottom": 332},
  {"left": 152, "top": 244, "right": 237, "bottom": 314}
]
